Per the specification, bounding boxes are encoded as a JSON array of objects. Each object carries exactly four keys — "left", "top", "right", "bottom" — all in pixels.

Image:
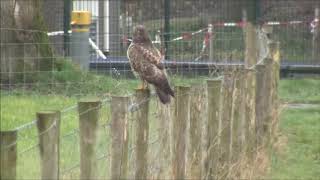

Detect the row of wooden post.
[{"left": 1, "top": 43, "right": 280, "bottom": 180}]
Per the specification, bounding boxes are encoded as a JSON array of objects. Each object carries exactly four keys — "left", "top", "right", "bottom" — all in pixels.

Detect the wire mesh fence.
[{"left": 0, "top": 0, "right": 319, "bottom": 179}]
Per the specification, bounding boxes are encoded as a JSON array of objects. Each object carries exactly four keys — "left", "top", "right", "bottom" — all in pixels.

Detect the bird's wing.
[{"left": 127, "top": 44, "right": 165, "bottom": 82}]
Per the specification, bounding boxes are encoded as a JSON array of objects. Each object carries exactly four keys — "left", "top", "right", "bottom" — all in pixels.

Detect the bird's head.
[{"left": 132, "top": 25, "right": 152, "bottom": 45}]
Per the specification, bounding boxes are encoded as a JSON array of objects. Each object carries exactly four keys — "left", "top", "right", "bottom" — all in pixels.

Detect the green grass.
[
  {"left": 267, "top": 78, "right": 320, "bottom": 179},
  {"left": 0, "top": 94, "right": 77, "bottom": 130},
  {"left": 279, "top": 79, "right": 320, "bottom": 103},
  {"left": 268, "top": 108, "right": 320, "bottom": 179}
]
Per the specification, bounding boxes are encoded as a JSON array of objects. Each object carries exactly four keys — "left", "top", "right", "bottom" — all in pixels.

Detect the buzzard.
[{"left": 127, "top": 25, "right": 174, "bottom": 104}]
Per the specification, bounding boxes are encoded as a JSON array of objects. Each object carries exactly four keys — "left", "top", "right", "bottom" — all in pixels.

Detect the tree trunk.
[{"left": 0, "top": 0, "right": 54, "bottom": 85}]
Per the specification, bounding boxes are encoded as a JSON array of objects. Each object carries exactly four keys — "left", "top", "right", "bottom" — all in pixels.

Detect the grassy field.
[
  {"left": 268, "top": 108, "right": 320, "bottom": 179},
  {"left": 279, "top": 78, "right": 320, "bottom": 103},
  {"left": 1, "top": 71, "right": 319, "bottom": 179},
  {"left": 267, "top": 78, "right": 320, "bottom": 179}
]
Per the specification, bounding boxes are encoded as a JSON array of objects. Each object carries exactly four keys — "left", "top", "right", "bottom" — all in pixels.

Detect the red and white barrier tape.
[{"left": 46, "top": 18, "right": 318, "bottom": 60}]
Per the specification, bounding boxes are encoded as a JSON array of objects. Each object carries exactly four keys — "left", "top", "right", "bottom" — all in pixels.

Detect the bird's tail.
[
  {"left": 156, "top": 87, "right": 171, "bottom": 104},
  {"left": 155, "top": 81, "right": 175, "bottom": 104}
]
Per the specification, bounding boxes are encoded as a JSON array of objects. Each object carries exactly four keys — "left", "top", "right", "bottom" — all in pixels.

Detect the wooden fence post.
[
  {"left": 255, "top": 64, "right": 267, "bottom": 146},
  {"left": 0, "top": 130, "right": 17, "bottom": 180},
  {"left": 110, "top": 96, "right": 129, "bottom": 180},
  {"left": 172, "top": 86, "right": 190, "bottom": 179},
  {"left": 220, "top": 72, "right": 235, "bottom": 173},
  {"left": 134, "top": 89, "right": 150, "bottom": 179},
  {"left": 78, "top": 100, "right": 101, "bottom": 179},
  {"left": 231, "top": 69, "right": 244, "bottom": 162},
  {"left": 264, "top": 58, "right": 275, "bottom": 144},
  {"left": 237, "top": 70, "right": 247, "bottom": 153},
  {"left": 157, "top": 102, "right": 171, "bottom": 179},
  {"left": 268, "top": 41, "right": 281, "bottom": 144},
  {"left": 244, "top": 69, "right": 257, "bottom": 159},
  {"left": 36, "top": 111, "right": 60, "bottom": 180},
  {"left": 204, "top": 79, "right": 222, "bottom": 179},
  {"left": 244, "top": 21, "right": 258, "bottom": 68},
  {"left": 187, "top": 84, "right": 205, "bottom": 179},
  {"left": 244, "top": 7, "right": 258, "bottom": 156}
]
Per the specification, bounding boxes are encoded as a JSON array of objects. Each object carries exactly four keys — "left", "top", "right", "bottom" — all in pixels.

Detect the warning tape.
[{"left": 46, "top": 18, "right": 318, "bottom": 60}]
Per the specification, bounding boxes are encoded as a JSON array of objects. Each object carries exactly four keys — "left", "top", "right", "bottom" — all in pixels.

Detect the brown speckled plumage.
[{"left": 127, "top": 25, "right": 174, "bottom": 104}]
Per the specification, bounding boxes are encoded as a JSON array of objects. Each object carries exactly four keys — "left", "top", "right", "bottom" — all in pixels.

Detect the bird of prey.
[{"left": 127, "top": 25, "right": 174, "bottom": 104}]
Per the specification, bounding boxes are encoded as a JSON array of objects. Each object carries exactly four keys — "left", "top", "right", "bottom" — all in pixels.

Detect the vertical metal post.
[
  {"left": 255, "top": 0, "right": 261, "bottom": 24},
  {"left": 109, "top": 0, "right": 121, "bottom": 53},
  {"left": 164, "top": 0, "right": 170, "bottom": 60},
  {"left": 64, "top": 0, "right": 71, "bottom": 55},
  {"left": 98, "top": 0, "right": 105, "bottom": 50},
  {"left": 71, "top": 11, "right": 91, "bottom": 71},
  {"left": 246, "top": 0, "right": 259, "bottom": 25}
]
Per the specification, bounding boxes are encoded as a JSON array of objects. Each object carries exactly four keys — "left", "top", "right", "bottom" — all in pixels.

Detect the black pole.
[
  {"left": 164, "top": 0, "right": 170, "bottom": 60},
  {"left": 255, "top": 0, "right": 261, "bottom": 24},
  {"left": 64, "top": 0, "right": 72, "bottom": 56},
  {"left": 246, "top": 0, "right": 259, "bottom": 25}
]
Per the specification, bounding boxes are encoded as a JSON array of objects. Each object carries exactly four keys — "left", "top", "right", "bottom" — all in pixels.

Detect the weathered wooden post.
[
  {"left": 312, "top": 7, "right": 320, "bottom": 62},
  {"left": 172, "top": 86, "right": 190, "bottom": 179},
  {"left": 244, "top": 69, "right": 257, "bottom": 159},
  {"left": 110, "top": 96, "right": 129, "bottom": 179},
  {"left": 187, "top": 84, "right": 205, "bottom": 179},
  {"left": 231, "top": 68, "right": 244, "bottom": 162},
  {"left": 0, "top": 130, "right": 17, "bottom": 180},
  {"left": 36, "top": 111, "right": 60, "bottom": 180},
  {"left": 204, "top": 79, "right": 222, "bottom": 179},
  {"left": 244, "top": 6, "right": 258, "bottom": 156},
  {"left": 255, "top": 64, "right": 267, "bottom": 146},
  {"left": 78, "top": 99, "right": 101, "bottom": 179},
  {"left": 156, "top": 101, "right": 171, "bottom": 179},
  {"left": 237, "top": 70, "right": 247, "bottom": 154},
  {"left": 220, "top": 72, "right": 235, "bottom": 173},
  {"left": 244, "top": 20, "right": 258, "bottom": 67},
  {"left": 134, "top": 89, "right": 150, "bottom": 179},
  {"left": 268, "top": 41, "right": 281, "bottom": 143}
]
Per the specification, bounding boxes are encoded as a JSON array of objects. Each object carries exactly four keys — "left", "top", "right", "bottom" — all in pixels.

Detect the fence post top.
[
  {"left": 36, "top": 110, "right": 60, "bottom": 115},
  {"left": 0, "top": 130, "right": 18, "bottom": 135},
  {"left": 190, "top": 82, "right": 204, "bottom": 87},
  {"left": 78, "top": 98, "right": 101, "bottom": 104},
  {"left": 111, "top": 95, "right": 130, "bottom": 100},
  {"left": 206, "top": 79, "right": 222, "bottom": 84},
  {"left": 175, "top": 85, "right": 191, "bottom": 90},
  {"left": 134, "top": 88, "right": 151, "bottom": 94}
]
